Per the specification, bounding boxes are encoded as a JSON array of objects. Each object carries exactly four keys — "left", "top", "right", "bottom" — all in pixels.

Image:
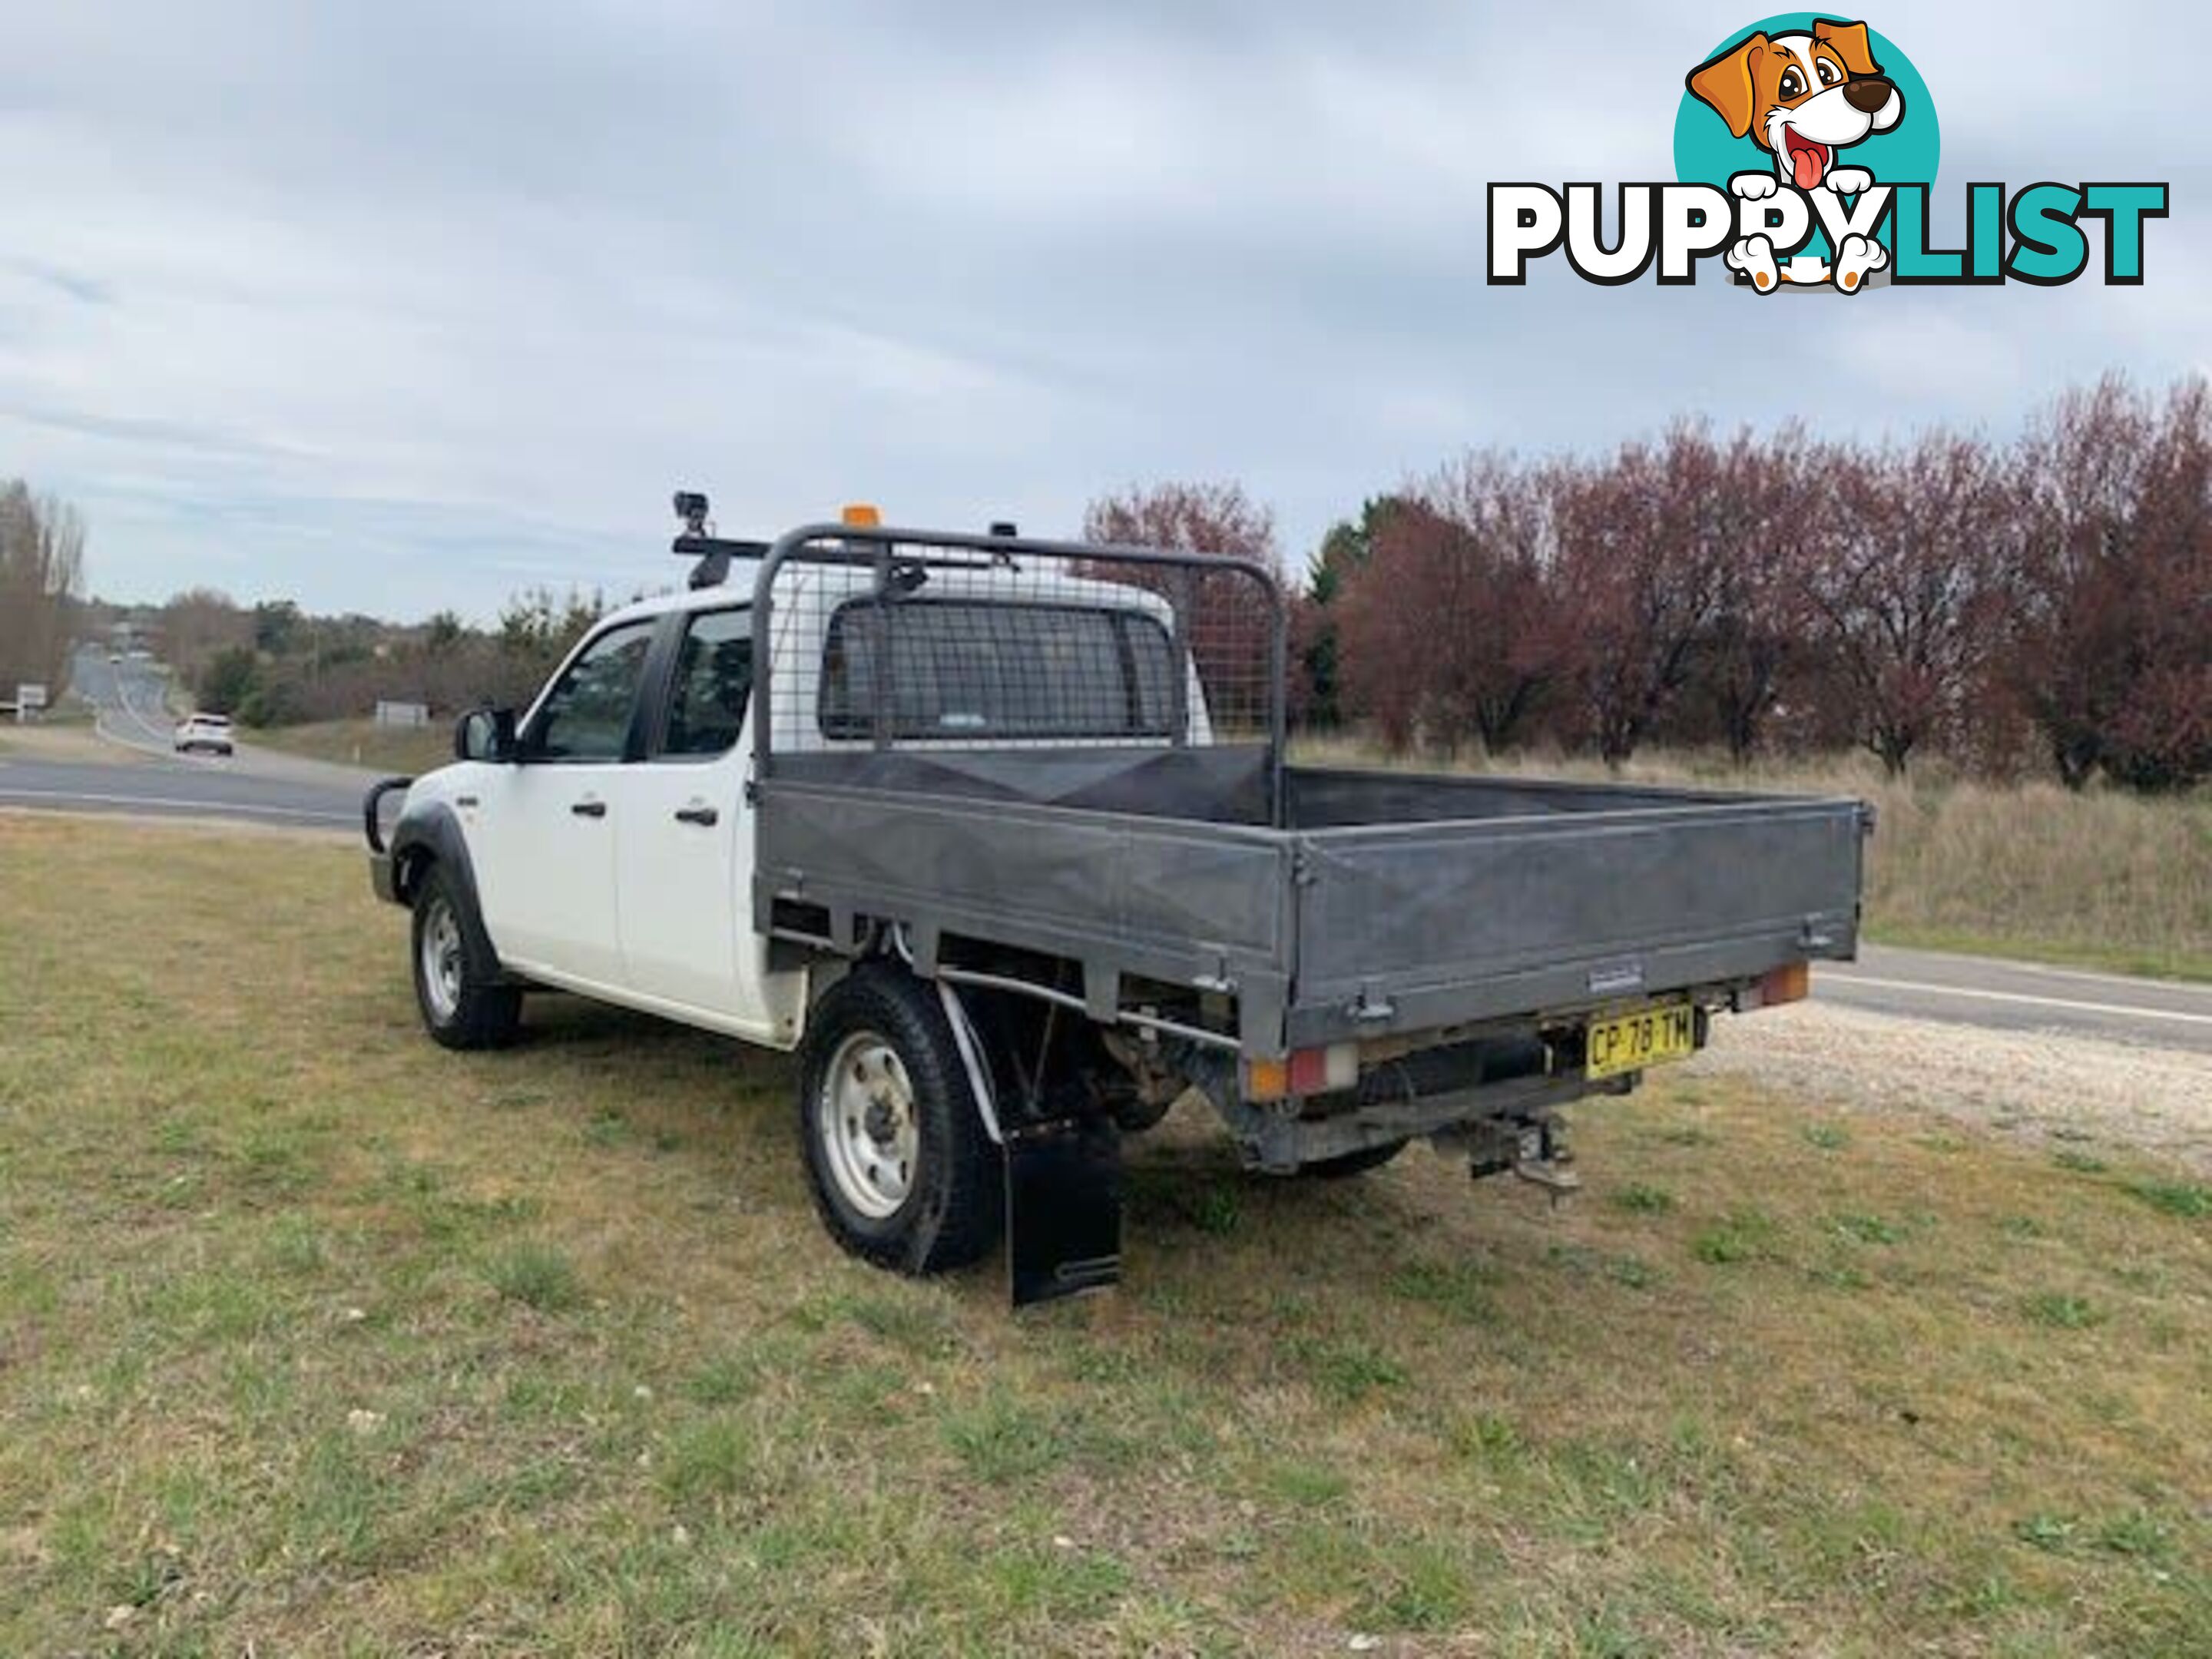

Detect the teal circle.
[{"left": 1673, "top": 14, "right": 1939, "bottom": 255}]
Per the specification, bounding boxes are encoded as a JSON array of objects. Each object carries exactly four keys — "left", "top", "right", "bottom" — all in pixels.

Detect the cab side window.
[
  {"left": 661, "top": 608, "right": 753, "bottom": 759},
  {"left": 525, "top": 621, "right": 656, "bottom": 761}
]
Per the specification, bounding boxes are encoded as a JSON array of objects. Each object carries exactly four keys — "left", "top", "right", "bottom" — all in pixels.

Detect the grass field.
[
  {"left": 1, "top": 816, "right": 2205, "bottom": 1655},
  {"left": 247, "top": 717, "right": 452, "bottom": 776},
  {"left": 1295, "top": 740, "right": 2212, "bottom": 982},
  {"left": 1858, "top": 777, "right": 2211, "bottom": 980},
  {"left": 0, "top": 704, "right": 97, "bottom": 753}
]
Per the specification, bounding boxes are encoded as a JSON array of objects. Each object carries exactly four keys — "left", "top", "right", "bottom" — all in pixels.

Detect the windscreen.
[{"left": 818, "top": 599, "right": 1177, "bottom": 741}]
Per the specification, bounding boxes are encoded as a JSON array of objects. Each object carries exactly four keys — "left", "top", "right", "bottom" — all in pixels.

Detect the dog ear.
[
  {"left": 1812, "top": 18, "right": 1880, "bottom": 78},
  {"left": 1687, "top": 32, "right": 1767, "bottom": 141}
]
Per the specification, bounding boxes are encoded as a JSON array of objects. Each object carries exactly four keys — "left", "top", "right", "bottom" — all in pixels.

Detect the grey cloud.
[
  {"left": 0, "top": 1, "right": 2198, "bottom": 618},
  {"left": 8, "top": 263, "right": 117, "bottom": 306}
]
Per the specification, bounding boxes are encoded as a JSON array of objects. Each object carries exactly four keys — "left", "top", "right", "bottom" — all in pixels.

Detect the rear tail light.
[
  {"left": 1242, "top": 1043, "right": 1359, "bottom": 1102},
  {"left": 1750, "top": 962, "right": 1810, "bottom": 1010}
]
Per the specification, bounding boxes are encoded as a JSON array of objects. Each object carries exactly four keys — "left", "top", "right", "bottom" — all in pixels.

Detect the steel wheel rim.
[
  {"left": 420, "top": 897, "right": 464, "bottom": 1022},
  {"left": 816, "top": 1031, "right": 919, "bottom": 1220}
]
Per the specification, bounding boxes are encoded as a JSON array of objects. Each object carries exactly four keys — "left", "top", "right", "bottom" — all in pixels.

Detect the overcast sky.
[{"left": 3, "top": 1, "right": 2201, "bottom": 619}]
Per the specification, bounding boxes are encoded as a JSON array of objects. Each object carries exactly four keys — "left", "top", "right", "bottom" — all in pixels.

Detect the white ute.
[{"left": 367, "top": 500, "right": 1866, "bottom": 1304}]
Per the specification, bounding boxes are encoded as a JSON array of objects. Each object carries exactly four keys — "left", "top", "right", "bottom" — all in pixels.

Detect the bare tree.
[
  {"left": 158, "top": 588, "right": 253, "bottom": 687},
  {"left": 0, "top": 482, "right": 87, "bottom": 698}
]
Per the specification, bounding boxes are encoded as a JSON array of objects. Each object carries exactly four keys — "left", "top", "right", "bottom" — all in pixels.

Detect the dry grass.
[
  {"left": 2, "top": 816, "right": 2206, "bottom": 1655},
  {"left": 0, "top": 719, "right": 153, "bottom": 766},
  {"left": 1295, "top": 737, "right": 2212, "bottom": 982},
  {"left": 0, "top": 704, "right": 96, "bottom": 738},
  {"left": 247, "top": 717, "right": 452, "bottom": 777},
  {"left": 1855, "top": 777, "right": 2212, "bottom": 978}
]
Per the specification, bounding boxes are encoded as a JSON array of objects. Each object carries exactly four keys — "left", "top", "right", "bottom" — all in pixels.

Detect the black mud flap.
[{"left": 1005, "top": 1118, "right": 1123, "bottom": 1308}]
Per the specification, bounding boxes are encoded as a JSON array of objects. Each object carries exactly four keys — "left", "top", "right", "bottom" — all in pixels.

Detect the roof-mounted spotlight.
[{"left": 670, "top": 489, "right": 766, "bottom": 589}]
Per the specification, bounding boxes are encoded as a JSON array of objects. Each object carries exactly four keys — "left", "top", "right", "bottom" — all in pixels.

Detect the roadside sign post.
[{"left": 16, "top": 683, "right": 47, "bottom": 724}]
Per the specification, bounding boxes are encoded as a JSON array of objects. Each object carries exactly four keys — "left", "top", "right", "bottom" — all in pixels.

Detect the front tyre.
[
  {"left": 410, "top": 863, "right": 521, "bottom": 1051},
  {"left": 799, "top": 967, "right": 1003, "bottom": 1276}
]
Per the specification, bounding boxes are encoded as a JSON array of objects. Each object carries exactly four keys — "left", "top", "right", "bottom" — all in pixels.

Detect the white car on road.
[{"left": 174, "top": 713, "right": 235, "bottom": 757}]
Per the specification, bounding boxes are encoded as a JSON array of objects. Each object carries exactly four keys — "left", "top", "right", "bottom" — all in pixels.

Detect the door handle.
[
  {"left": 570, "top": 799, "right": 607, "bottom": 818},
  {"left": 674, "top": 804, "right": 720, "bottom": 827}
]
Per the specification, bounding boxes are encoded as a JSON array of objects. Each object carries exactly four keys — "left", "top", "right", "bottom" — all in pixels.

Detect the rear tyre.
[
  {"left": 1296, "top": 1139, "right": 1409, "bottom": 1179},
  {"left": 799, "top": 966, "right": 1004, "bottom": 1275},
  {"left": 410, "top": 863, "right": 522, "bottom": 1051}
]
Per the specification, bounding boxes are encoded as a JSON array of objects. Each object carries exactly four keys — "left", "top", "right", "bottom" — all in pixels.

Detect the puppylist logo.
[{"left": 1490, "top": 15, "right": 2168, "bottom": 293}]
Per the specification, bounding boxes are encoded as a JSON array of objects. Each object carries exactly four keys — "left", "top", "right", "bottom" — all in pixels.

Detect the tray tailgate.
[{"left": 1288, "top": 800, "right": 1865, "bottom": 1046}]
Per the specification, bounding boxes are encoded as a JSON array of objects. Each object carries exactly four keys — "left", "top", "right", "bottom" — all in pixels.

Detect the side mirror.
[{"left": 455, "top": 707, "right": 518, "bottom": 763}]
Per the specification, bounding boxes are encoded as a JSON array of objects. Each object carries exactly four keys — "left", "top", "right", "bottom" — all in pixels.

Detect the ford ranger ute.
[{"left": 365, "top": 498, "right": 1870, "bottom": 1305}]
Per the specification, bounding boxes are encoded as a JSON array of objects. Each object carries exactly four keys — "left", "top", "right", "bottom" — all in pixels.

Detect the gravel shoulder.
[{"left": 1694, "top": 1001, "right": 2212, "bottom": 1173}]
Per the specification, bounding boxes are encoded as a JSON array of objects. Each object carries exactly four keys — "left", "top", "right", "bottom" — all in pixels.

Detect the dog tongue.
[{"left": 1792, "top": 144, "right": 1823, "bottom": 190}]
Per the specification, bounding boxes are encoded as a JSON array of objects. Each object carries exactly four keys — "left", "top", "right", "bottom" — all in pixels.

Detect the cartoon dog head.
[{"left": 1687, "top": 18, "right": 1903, "bottom": 190}]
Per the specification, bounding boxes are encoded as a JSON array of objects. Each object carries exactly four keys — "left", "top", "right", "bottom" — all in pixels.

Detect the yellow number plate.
[{"left": 1584, "top": 1002, "right": 1697, "bottom": 1080}]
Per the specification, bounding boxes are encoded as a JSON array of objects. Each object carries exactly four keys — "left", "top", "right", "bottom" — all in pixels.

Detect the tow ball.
[
  {"left": 1449, "top": 1115, "right": 1581, "bottom": 1202},
  {"left": 1512, "top": 1116, "right": 1581, "bottom": 1201}
]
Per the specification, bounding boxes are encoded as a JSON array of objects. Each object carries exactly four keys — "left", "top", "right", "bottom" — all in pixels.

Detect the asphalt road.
[
  {"left": 9, "top": 656, "right": 2208, "bottom": 1053},
  {"left": 0, "top": 649, "right": 377, "bottom": 830},
  {"left": 71, "top": 649, "right": 377, "bottom": 789},
  {"left": 0, "top": 753, "right": 369, "bottom": 830},
  {"left": 1817, "top": 945, "right": 2212, "bottom": 1056}
]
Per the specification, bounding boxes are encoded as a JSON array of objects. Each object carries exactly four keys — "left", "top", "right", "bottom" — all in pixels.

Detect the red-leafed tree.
[
  {"left": 1141, "top": 370, "right": 2209, "bottom": 793},
  {"left": 1805, "top": 434, "right": 2015, "bottom": 777},
  {"left": 1083, "top": 481, "right": 1283, "bottom": 734},
  {"left": 1550, "top": 424, "right": 1743, "bottom": 764},
  {"left": 2011, "top": 375, "right": 2212, "bottom": 790},
  {"left": 1690, "top": 427, "right": 1829, "bottom": 762},
  {"left": 1334, "top": 455, "right": 1563, "bottom": 754}
]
